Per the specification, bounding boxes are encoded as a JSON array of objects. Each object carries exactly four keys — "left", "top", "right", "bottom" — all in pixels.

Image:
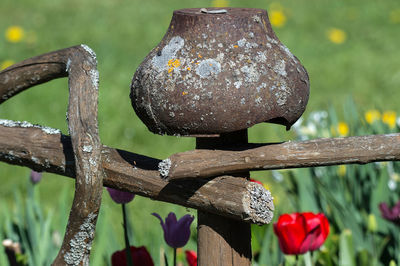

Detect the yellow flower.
[
  {"left": 270, "top": 10, "right": 287, "bottom": 28},
  {"left": 327, "top": 28, "right": 346, "bottom": 44},
  {"left": 382, "top": 111, "right": 396, "bottom": 129},
  {"left": 393, "top": 173, "right": 400, "bottom": 181},
  {"left": 5, "top": 26, "right": 25, "bottom": 43},
  {"left": 364, "top": 110, "right": 381, "bottom": 124},
  {"left": 390, "top": 9, "right": 400, "bottom": 24},
  {"left": 211, "top": 0, "right": 229, "bottom": 7},
  {"left": 1, "top": 60, "right": 15, "bottom": 70},
  {"left": 337, "top": 165, "right": 347, "bottom": 177},
  {"left": 367, "top": 214, "right": 377, "bottom": 233},
  {"left": 337, "top": 122, "right": 349, "bottom": 136}
]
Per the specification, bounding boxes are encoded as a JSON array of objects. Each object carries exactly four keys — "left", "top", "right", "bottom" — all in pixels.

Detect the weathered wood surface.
[
  {"left": 197, "top": 130, "right": 254, "bottom": 266},
  {"left": 0, "top": 46, "right": 104, "bottom": 266},
  {"left": 166, "top": 133, "right": 400, "bottom": 180},
  {"left": 0, "top": 124, "right": 274, "bottom": 225}
]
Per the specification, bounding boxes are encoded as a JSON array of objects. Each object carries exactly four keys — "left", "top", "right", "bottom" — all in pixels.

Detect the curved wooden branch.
[
  {"left": 165, "top": 133, "right": 400, "bottom": 180},
  {"left": 0, "top": 124, "right": 274, "bottom": 225},
  {"left": 0, "top": 46, "right": 103, "bottom": 265}
]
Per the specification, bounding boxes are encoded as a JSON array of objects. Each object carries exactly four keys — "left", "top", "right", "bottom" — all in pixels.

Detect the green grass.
[{"left": 1, "top": 0, "right": 400, "bottom": 264}]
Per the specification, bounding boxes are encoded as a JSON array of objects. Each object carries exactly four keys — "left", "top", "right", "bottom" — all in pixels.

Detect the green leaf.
[
  {"left": 339, "top": 230, "right": 355, "bottom": 266},
  {"left": 293, "top": 168, "right": 319, "bottom": 212}
]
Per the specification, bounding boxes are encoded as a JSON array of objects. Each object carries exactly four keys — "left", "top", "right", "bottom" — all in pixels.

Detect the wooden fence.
[{"left": 1, "top": 9, "right": 399, "bottom": 266}]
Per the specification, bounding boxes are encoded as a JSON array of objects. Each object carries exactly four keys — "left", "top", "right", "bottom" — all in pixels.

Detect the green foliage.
[
  {"left": 1, "top": 0, "right": 400, "bottom": 265},
  {"left": 1, "top": 181, "right": 63, "bottom": 265},
  {"left": 252, "top": 102, "right": 400, "bottom": 265}
]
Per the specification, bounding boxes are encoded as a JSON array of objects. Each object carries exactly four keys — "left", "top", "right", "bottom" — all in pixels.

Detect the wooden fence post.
[
  {"left": 130, "top": 7, "right": 309, "bottom": 265},
  {"left": 196, "top": 130, "right": 252, "bottom": 265}
]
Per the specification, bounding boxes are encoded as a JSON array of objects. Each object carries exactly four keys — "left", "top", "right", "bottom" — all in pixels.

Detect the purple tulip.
[
  {"left": 30, "top": 170, "right": 42, "bottom": 184},
  {"left": 379, "top": 201, "right": 400, "bottom": 225},
  {"left": 152, "top": 212, "right": 194, "bottom": 248},
  {"left": 106, "top": 187, "right": 135, "bottom": 204}
]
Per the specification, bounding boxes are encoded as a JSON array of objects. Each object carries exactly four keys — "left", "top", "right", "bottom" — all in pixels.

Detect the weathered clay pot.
[{"left": 131, "top": 8, "right": 309, "bottom": 136}]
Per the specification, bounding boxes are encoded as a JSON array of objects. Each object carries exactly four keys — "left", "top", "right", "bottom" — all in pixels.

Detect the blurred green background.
[{"left": 1, "top": 0, "right": 399, "bottom": 264}]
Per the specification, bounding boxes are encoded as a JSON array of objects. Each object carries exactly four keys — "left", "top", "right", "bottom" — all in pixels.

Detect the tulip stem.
[
  {"left": 173, "top": 248, "right": 177, "bottom": 266},
  {"left": 303, "top": 252, "right": 312, "bottom": 266},
  {"left": 122, "top": 203, "right": 134, "bottom": 266}
]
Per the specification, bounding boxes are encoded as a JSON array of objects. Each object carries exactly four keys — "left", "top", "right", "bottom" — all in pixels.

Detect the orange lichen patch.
[
  {"left": 167, "top": 58, "right": 181, "bottom": 73},
  {"left": 168, "top": 59, "right": 181, "bottom": 68},
  {"left": 233, "top": 45, "right": 239, "bottom": 48},
  {"left": 195, "top": 62, "right": 199, "bottom": 65},
  {"left": 187, "top": 67, "right": 191, "bottom": 71},
  {"left": 198, "top": 54, "right": 203, "bottom": 58},
  {"left": 182, "top": 91, "right": 188, "bottom": 96},
  {"left": 209, "top": 63, "right": 213, "bottom": 66}
]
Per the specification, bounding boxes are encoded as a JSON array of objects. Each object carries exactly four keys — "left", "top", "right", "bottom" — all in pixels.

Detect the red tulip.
[
  {"left": 185, "top": 250, "right": 197, "bottom": 266},
  {"left": 273, "top": 212, "right": 329, "bottom": 255},
  {"left": 111, "top": 246, "right": 154, "bottom": 266},
  {"left": 250, "top": 179, "right": 263, "bottom": 186}
]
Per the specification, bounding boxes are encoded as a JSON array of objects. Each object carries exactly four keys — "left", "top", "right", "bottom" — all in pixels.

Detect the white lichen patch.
[
  {"left": 31, "top": 156, "right": 40, "bottom": 164},
  {"left": 89, "top": 158, "right": 97, "bottom": 167},
  {"left": 152, "top": 36, "right": 184, "bottom": 71},
  {"left": 64, "top": 213, "right": 97, "bottom": 265},
  {"left": 88, "top": 69, "right": 99, "bottom": 90},
  {"left": 279, "top": 43, "right": 296, "bottom": 62},
  {"left": 237, "top": 38, "right": 247, "bottom": 47},
  {"left": 66, "top": 58, "right": 72, "bottom": 72},
  {"left": 255, "top": 51, "right": 267, "bottom": 63},
  {"left": 80, "top": 45, "right": 97, "bottom": 63},
  {"left": 243, "top": 182, "right": 274, "bottom": 224},
  {"left": 82, "top": 145, "right": 93, "bottom": 153},
  {"left": 0, "top": 119, "right": 61, "bottom": 135},
  {"left": 256, "top": 83, "right": 267, "bottom": 93},
  {"left": 234, "top": 80, "right": 242, "bottom": 89},
  {"left": 79, "top": 45, "right": 99, "bottom": 89},
  {"left": 252, "top": 15, "right": 261, "bottom": 23},
  {"left": 241, "top": 65, "right": 260, "bottom": 83},
  {"left": 196, "top": 59, "right": 221, "bottom": 78},
  {"left": 275, "top": 81, "right": 289, "bottom": 106},
  {"left": 158, "top": 158, "right": 171, "bottom": 179},
  {"left": 273, "top": 60, "right": 287, "bottom": 77},
  {"left": 255, "top": 96, "right": 262, "bottom": 105},
  {"left": 237, "top": 38, "right": 258, "bottom": 50}
]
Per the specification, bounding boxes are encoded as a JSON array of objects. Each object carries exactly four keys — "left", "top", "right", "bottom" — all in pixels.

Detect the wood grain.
[
  {"left": 1, "top": 46, "right": 103, "bottom": 266},
  {"left": 166, "top": 133, "right": 400, "bottom": 180},
  {"left": 196, "top": 130, "right": 252, "bottom": 266},
  {"left": 0, "top": 124, "right": 274, "bottom": 225}
]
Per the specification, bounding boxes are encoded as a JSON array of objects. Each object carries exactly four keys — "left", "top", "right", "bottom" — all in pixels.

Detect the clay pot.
[{"left": 131, "top": 8, "right": 309, "bottom": 136}]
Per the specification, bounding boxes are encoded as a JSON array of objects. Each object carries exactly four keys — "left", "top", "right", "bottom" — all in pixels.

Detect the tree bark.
[
  {"left": 0, "top": 46, "right": 103, "bottom": 265},
  {"left": 165, "top": 133, "right": 400, "bottom": 180},
  {"left": 0, "top": 124, "right": 274, "bottom": 225},
  {"left": 196, "top": 130, "right": 252, "bottom": 266}
]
